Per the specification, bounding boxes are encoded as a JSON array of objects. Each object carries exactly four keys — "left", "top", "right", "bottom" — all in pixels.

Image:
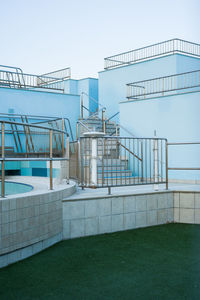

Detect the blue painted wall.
[
  {"left": 99, "top": 54, "right": 200, "bottom": 119},
  {"left": 120, "top": 91, "right": 200, "bottom": 181},
  {"left": 64, "top": 78, "right": 98, "bottom": 118},
  {"left": 0, "top": 87, "right": 80, "bottom": 139}
]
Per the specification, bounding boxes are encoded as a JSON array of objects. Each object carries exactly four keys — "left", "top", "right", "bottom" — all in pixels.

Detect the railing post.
[
  {"left": 25, "top": 126, "right": 28, "bottom": 157},
  {"left": 66, "top": 136, "right": 70, "bottom": 184},
  {"left": 153, "top": 135, "right": 159, "bottom": 191},
  {"left": 166, "top": 141, "right": 168, "bottom": 190},
  {"left": 62, "top": 119, "right": 65, "bottom": 157},
  {"left": 1, "top": 122, "right": 5, "bottom": 197},
  {"left": 49, "top": 129, "right": 53, "bottom": 190},
  {"left": 81, "top": 93, "right": 83, "bottom": 119},
  {"left": 102, "top": 109, "right": 104, "bottom": 132}
]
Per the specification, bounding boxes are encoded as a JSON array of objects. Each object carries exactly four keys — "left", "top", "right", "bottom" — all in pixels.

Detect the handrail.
[
  {"left": 40, "top": 67, "right": 71, "bottom": 80},
  {"left": 104, "top": 38, "right": 200, "bottom": 70},
  {"left": 105, "top": 111, "right": 119, "bottom": 124},
  {"left": 127, "top": 69, "right": 200, "bottom": 100},
  {"left": 117, "top": 141, "right": 142, "bottom": 161}
]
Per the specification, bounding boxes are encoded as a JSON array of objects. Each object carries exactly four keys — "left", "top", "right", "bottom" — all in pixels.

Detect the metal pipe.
[
  {"left": 1, "top": 122, "right": 5, "bottom": 197},
  {"left": 166, "top": 141, "right": 168, "bottom": 190},
  {"left": 49, "top": 130, "right": 53, "bottom": 190}
]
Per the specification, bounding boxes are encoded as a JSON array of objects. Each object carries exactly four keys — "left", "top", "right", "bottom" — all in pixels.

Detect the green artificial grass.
[{"left": 0, "top": 224, "right": 200, "bottom": 300}]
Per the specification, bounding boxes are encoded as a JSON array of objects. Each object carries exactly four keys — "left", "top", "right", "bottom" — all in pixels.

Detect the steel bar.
[
  {"left": 49, "top": 130, "right": 53, "bottom": 190},
  {"left": 1, "top": 122, "right": 5, "bottom": 197}
]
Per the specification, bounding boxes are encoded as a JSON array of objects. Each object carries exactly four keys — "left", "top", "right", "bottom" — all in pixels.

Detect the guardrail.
[
  {"left": 0, "top": 69, "right": 64, "bottom": 91},
  {"left": 0, "top": 120, "right": 69, "bottom": 197},
  {"left": 166, "top": 141, "right": 200, "bottom": 189},
  {"left": 78, "top": 135, "right": 167, "bottom": 192},
  {"left": 104, "top": 39, "right": 200, "bottom": 70},
  {"left": 127, "top": 70, "right": 200, "bottom": 100}
]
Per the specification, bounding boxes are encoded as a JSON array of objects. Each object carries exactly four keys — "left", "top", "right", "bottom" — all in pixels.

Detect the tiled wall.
[
  {"left": 174, "top": 192, "right": 200, "bottom": 224},
  {"left": 63, "top": 192, "right": 174, "bottom": 239},
  {"left": 0, "top": 184, "right": 76, "bottom": 268}
]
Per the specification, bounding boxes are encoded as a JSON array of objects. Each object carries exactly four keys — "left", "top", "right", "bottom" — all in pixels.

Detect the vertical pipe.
[
  {"left": 49, "top": 129, "right": 53, "bottom": 190},
  {"left": 66, "top": 136, "right": 70, "bottom": 184},
  {"left": 81, "top": 93, "right": 83, "bottom": 119},
  {"left": 1, "top": 122, "right": 5, "bottom": 197},
  {"left": 166, "top": 141, "right": 168, "bottom": 190},
  {"left": 25, "top": 127, "right": 28, "bottom": 158},
  {"left": 62, "top": 119, "right": 65, "bottom": 157},
  {"left": 141, "top": 139, "right": 143, "bottom": 182},
  {"left": 102, "top": 110, "right": 104, "bottom": 132}
]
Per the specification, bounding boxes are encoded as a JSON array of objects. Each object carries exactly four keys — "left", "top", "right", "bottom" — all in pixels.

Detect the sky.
[{"left": 0, "top": 0, "right": 199, "bottom": 79}]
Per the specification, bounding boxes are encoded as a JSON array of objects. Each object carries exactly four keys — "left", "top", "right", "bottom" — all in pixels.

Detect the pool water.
[{"left": 0, "top": 181, "right": 33, "bottom": 196}]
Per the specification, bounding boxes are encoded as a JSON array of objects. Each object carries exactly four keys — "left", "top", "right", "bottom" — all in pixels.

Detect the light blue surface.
[
  {"left": 0, "top": 87, "right": 80, "bottom": 139},
  {"left": 120, "top": 91, "right": 200, "bottom": 180},
  {"left": 99, "top": 54, "right": 200, "bottom": 118},
  {"left": 0, "top": 181, "right": 33, "bottom": 196}
]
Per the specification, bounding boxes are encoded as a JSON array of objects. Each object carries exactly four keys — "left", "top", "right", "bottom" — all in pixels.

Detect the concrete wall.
[
  {"left": 120, "top": 91, "right": 200, "bottom": 180},
  {"left": 62, "top": 192, "right": 174, "bottom": 239},
  {"left": 174, "top": 192, "right": 200, "bottom": 223},
  {"left": 0, "top": 87, "right": 80, "bottom": 139},
  {"left": 99, "top": 54, "right": 200, "bottom": 119},
  {"left": 0, "top": 182, "right": 76, "bottom": 268}
]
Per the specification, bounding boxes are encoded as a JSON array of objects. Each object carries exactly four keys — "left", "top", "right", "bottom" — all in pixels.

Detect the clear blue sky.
[{"left": 0, "top": 0, "right": 199, "bottom": 78}]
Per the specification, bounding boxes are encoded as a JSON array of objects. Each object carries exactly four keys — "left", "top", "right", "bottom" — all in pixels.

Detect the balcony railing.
[
  {"left": 127, "top": 70, "right": 200, "bottom": 100},
  {"left": 104, "top": 39, "right": 200, "bottom": 70},
  {"left": 0, "top": 66, "right": 71, "bottom": 92}
]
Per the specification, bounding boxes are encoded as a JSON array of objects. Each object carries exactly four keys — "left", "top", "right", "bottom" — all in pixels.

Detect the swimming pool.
[{"left": 0, "top": 181, "right": 33, "bottom": 196}]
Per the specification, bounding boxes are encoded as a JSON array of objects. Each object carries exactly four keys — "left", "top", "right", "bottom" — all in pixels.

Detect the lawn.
[{"left": 0, "top": 224, "right": 200, "bottom": 300}]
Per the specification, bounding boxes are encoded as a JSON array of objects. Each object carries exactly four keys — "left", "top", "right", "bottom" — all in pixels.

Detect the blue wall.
[
  {"left": 120, "top": 91, "right": 200, "bottom": 181},
  {"left": 99, "top": 54, "right": 200, "bottom": 119},
  {"left": 64, "top": 78, "right": 98, "bottom": 118},
  {"left": 0, "top": 87, "right": 80, "bottom": 139}
]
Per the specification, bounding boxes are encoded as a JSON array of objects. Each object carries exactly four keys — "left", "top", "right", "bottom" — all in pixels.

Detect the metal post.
[
  {"left": 91, "top": 137, "right": 98, "bottom": 187},
  {"left": 102, "top": 110, "right": 104, "bottom": 132},
  {"left": 25, "top": 127, "right": 28, "bottom": 157},
  {"left": 62, "top": 119, "right": 65, "bottom": 157},
  {"left": 108, "top": 186, "right": 111, "bottom": 195},
  {"left": 1, "top": 122, "right": 5, "bottom": 197},
  {"left": 166, "top": 141, "right": 168, "bottom": 190},
  {"left": 76, "top": 122, "right": 79, "bottom": 140},
  {"left": 66, "top": 136, "right": 70, "bottom": 184},
  {"left": 81, "top": 93, "right": 83, "bottom": 119},
  {"left": 49, "top": 129, "right": 53, "bottom": 190},
  {"left": 154, "top": 138, "right": 159, "bottom": 191}
]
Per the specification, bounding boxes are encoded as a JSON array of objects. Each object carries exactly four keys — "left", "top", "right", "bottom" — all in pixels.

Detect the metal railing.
[
  {"left": 166, "top": 141, "right": 200, "bottom": 189},
  {"left": 0, "top": 120, "right": 69, "bottom": 197},
  {"left": 127, "top": 70, "right": 200, "bottom": 100},
  {"left": 78, "top": 136, "right": 167, "bottom": 190},
  {"left": 104, "top": 39, "right": 200, "bottom": 70},
  {"left": 38, "top": 67, "right": 71, "bottom": 84},
  {"left": 0, "top": 68, "right": 64, "bottom": 91}
]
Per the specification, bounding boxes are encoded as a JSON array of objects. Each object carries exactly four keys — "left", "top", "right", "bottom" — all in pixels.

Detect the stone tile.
[
  {"left": 112, "top": 197, "right": 123, "bottom": 215},
  {"left": 180, "top": 208, "right": 194, "bottom": 224},
  {"left": 0, "top": 254, "right": 8, "bottom": 268},
  {"left": 111, "top": 214, "right": 123, "bottom": 232},
  {"left": 180, "top": 193, "right": 194, "bottom": 209},
  {"left": 85, "top": 217, "right": 98, "bottom": 236},
  {"left": 124, "top": 213, "right": 136, "bottom": 230},
  {"left": 99, "top": 216, "right": 111, "bottom": 234},
  {"left": 195, "top": 193, "right": 200, "bottom": 209},
  {"left": 70, "top": 219, "right": 85, "bottom": 238},
  {"left": 136, "top": 196, "right": 146, "bottom": 212},
  {"left": 2, "top": 212, "right": 9, "bottom": 224},
  {"left": 167, "top": 193, "right": 173, "bottom": 207},
  {"left": 63, "top": 201, "right": 85, "bottom": 220},
  {"left": 2, "top": 224, "right": 9, "bottom": 236},
  {"left": 157, "top": 209, "right": 168, "bottom": 224},
  {"left": 32, "top": 241, "right": 43, "bottom": 254},
  {"left": 174, "top": 193, "right": 180, "bottom": 208},
  {"left": 8, "top": 250, "right": 21, "bottom": 265},
  {"left": 85, "top": 200, "right": 98, "bottom": 218},
  {"left": 2, "top": 200, "right": 10, "bottom": 211},
  {"left": 99, "top": 198, "right": 111, "bottom": 216},
  {"left": 157, "top": 194, "right": 168, "bottom": 209},
  {"left": 9, "top": 210, "right": 17, "bottom": 222},
  {"left": 167, "top": 208, "right": 174, "bottom": 222},
  {"left": 146, "top": 195, "right": 157, "bottom": 210},
  {"left": 0, "top": 201, "right": 2, "bottom": 213},
  {"left": 194, "top": 209, "right": 200, "bottom": 224},
  {"left": 147, "top": 210, "right": 157, "bottom": 226},
  {"left": 124, "top": 196, "right": 136, "bottom": 213},
  {"left": 21, "top": 246, "right": 33, "bottom": 260},
  {"left": 10, "top": 199, "right": 16, "bottom": 210},
  {"left": 136, "top": 211, "right": 147, "bottom": 227}
]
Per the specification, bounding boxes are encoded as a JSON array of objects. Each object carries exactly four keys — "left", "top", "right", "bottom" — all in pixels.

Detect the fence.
[
  {"left": 0, "top": 120, "right": 69, "bottom": 197},
  {"left": 0, "top": 69, "right": 64, "bottom": 91},
  {"left": 76, "top": 136, "right": 167, "bottom": 190},
  {"left": 127, "top": 70, "right": 200, "bottom": 100},
  {"left": 104, "top": 39, "right": 200, "bottom": 70},
  {"left": 166, "top": 141, "right": 200, "bottom": 188}
]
